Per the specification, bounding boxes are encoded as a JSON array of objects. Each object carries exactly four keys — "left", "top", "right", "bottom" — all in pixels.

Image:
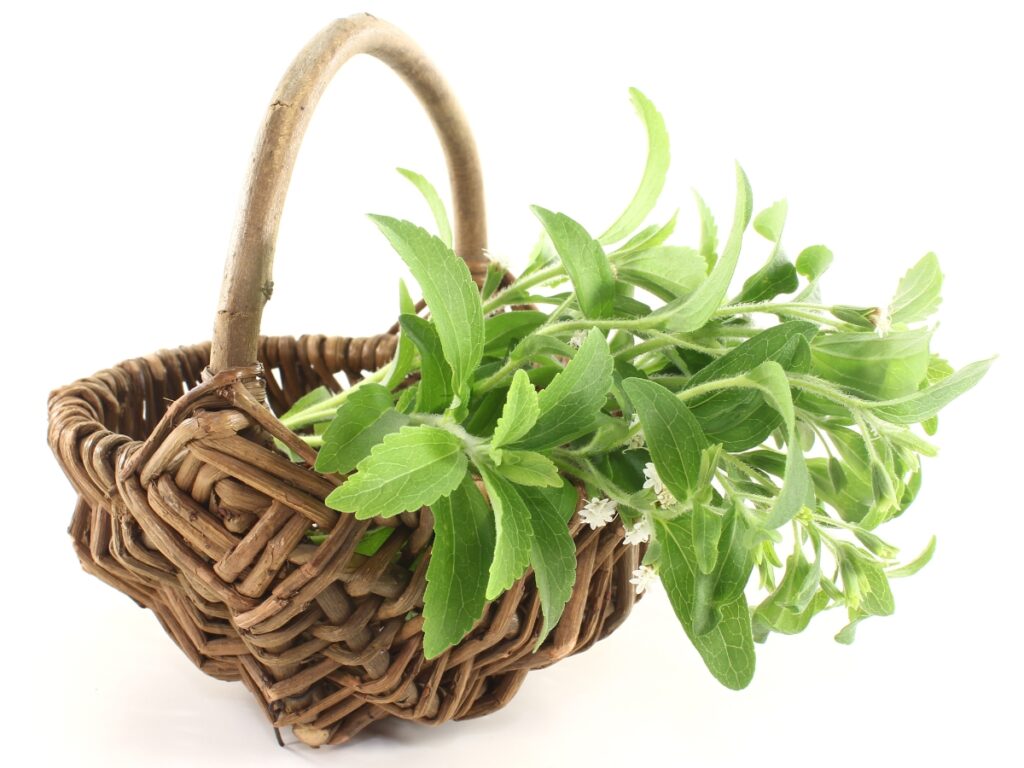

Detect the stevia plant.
[{"left": 277, "top": 88, "right": 991, "bottom": 689}]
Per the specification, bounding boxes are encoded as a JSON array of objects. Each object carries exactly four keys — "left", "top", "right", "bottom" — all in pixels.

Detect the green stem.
[{"left": 714, "top": 302, "right": 845, "bottom": 327}]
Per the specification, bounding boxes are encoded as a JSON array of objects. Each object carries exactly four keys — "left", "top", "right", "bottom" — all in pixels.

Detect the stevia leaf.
[
  {"left": 422, "top": 474, "right": 495, "bottom": 658},
  {"left": 484, "top": 311, "right": 547, "bottom": 357},
  {"left": 385, "top": 280, "right": 418, "bottom": 389},
  {"left": 811, "top": 329, "right": 932, "bottom": 400},
  {"left": 753, "top": 199, "right": 788, "bottom": 242},
  {"left": 795, "top": 245, "right": 833, "bottom": 280},
  {"left": 314, "top": 384, "right": 410, "bottom": 475},
  {"left": 397, "top": 168, "right": 453, "bottom": 247},
  {"left": 656, "top": 165, "right": 753, "bottom": 333},
  {"left": 491, "top": 449, "right": 561, "bottom": 488},
  {"left": 693, "top": 502, "right": 724, "bottom": 575},
  {"left": 520, "top": 482, "right": 578, "bottom": 650},
  {"left": 369, "top": 216, "right": 483, "bottom": 403},
  {"left": 492, "top": 369, "right": 540, "bottom": 449},
  {"left": 531, "top": 206, "right": 615, "bottom": 319},
  {"left": 326, "top": 425, "right": 467, "bottom": 519},
  {"left": 685, "top": 323, "right": 818, "bottom": 451},
  {"left": 870, "top": 358, "right": 993, "bottom": 424},
  {"left": 611, "top": 210, "right": 679, "bottom": 257},
  {"left": 734, "top": 200, "right": 798, "bottom": 304},
  {"left": 354, "top": 527, "right": 394, "bottom": 557},
  {"left": 479, "top": 465, "right": 534, "bottom": 599},
  {"left": 513, "top": 329, "right": 614, "bottom": 450},
  {"left": 688, "top": 322, "right": 819, "bottom": 387},
  {"left": 622, "top": 377, "right": 707, "bottom": 501},
  {"left": 889, "top": 252, "right": 942, "bottom": 323},
  {"left": 280, "top": 386, "right": 331, "bottom": 422},
  {"left": 754, "top": 549, "right": 829, "bottom": 637},
  {"left": 694, "top": 191, "right": 718, "bottom": 270},
  {"left": 599, "top": 88, "right": 670, "bottom": 245},
  {"left": 616, "top": 246, "right": 707, "bottom": 301},
  {"left": 400, "top": 314, "right": 454, "bottom": 414},
  {"left": 743, "top": 361, "right": 813, "bottom": 528},
  {"left": 887, "top": 536, "right": 937, "bottom": 578},
  {"left": 657, "top": 516, "right": 756, "bottom": 689}
]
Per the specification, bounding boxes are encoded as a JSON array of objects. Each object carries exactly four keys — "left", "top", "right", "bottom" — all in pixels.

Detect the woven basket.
[{"left": 47, "top": 15, "right": 640, "bottom": 747}]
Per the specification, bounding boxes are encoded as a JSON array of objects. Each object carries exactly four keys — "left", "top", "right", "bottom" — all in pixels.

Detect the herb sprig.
[{"left": 277, "top": 89, "right": 991, "bottom": 689}]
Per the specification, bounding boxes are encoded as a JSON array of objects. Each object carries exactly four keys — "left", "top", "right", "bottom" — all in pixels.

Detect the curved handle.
[{"left": 210, "top": 14, "right": 488, "bottom": 373}]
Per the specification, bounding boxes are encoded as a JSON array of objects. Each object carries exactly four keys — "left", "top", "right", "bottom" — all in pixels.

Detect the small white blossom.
[
  {"left": 872, "top": 305, "right": 892, "bottom": 338},
  {"left": 569, "top": 330, "right": 589, "bottom": 349},
  {"left": 642, "top": 462, "right": 677, "bottom": 507},
  {"left": 626, "top": 414, "right": 645, "bottom": 450},
  {"left": 629, "top": 565, "right": 657, "bottom": 595},
  {"left": 623, "top": 516, "right": 652, "bottom": 546},
  {"left": 578, "top": 497, "right": 617, "bottom": 529}
]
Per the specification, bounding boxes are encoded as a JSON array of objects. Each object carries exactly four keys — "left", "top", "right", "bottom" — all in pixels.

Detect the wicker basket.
[{"left": 47, "top": 15, "right": 639, "bottom": 747}]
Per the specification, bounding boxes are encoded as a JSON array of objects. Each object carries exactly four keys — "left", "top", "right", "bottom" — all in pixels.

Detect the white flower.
[
  {"left": 642, "top": 462, "right": 677, "bottom": 507},
  {"left": 629, "top": 565, "right": 657, "bottom": 595},
  {"left": 569, "top": 330, "right": 589, "bottom": 349},
  {"left": 872, "top": 305, "right": 892, "bottom": 338},
  {"left": 626, "top": 414, "right": 645, "bottom": 450},
  {"left": 578, "top": 497, "right": 617, "bottom": 529},
  {"left": 623, "top": 516, "right": 652, "bottom": 546}
]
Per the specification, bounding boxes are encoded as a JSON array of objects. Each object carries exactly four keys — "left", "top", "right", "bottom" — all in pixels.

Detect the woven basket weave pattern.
[{"left": 49, "top": 334, "right": 639, "bottom": 745}]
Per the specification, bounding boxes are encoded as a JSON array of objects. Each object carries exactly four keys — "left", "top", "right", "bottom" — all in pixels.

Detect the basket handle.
[{"left": 210, "top": 14, "right": 487, "bottom": 374}]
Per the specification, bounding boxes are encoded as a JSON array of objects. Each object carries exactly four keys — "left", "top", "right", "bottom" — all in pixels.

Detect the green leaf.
[
  {"left": 397, "top": 168, "right": 453, "bottom": 247},
  {"left": 611, "top": 210, "right": 679, "bottom": 256},
  {"left": 399, "top": 314, "right": 454, "bottom": 414},
  {"left": 385, "top": 280, "right": 418, "bottom": 389},
  {"left": 479, "top": 466, "right": 534, "bottom": 599},
  {"left": 734, "top": 200, "right": 798, "bottom": 303},
  {"left": 795, "top": 245, "right": 833, "bottom": 280},
  {"left": 657, "top": 516, "right": 756, "bottom": 689},
  {"left": 693, "top": 502, "right": 724, "bottom": 575},
  {"left": 622, "top": 377, "right": 708, "bottom": 501},
  {"left": 888, "top": 536, "right": 936, "bottom": 578},
  {"left": 369, "top": 216, "right": 484, "bottom": 402},
  {"left": 694, "top": 191, "right": 718, "bottom": 270},
  {"left": 685, "top": 323, "right": 818, "bottom": 451},
  {"left": 656, "top": 165, "right": 753, "bottom": 332},
  {"left": 870, "top": 358, "right": 993, "bottom": 424},
  {"left": 754, "top": 549, "right": 829, "bottom": 637},
  {"left": 491, "top": 449, "right": 562, "bottom": 488},
  {"left": 491, "top": 369, "right": 540, "bottom": 449},
  {"left": 531, "top": 206, "right": 615, "bottom": 318},
  {"left": 616, "top": 246, "right": 707, "bottom": 300},
  {"left": 520, "top": 482, "right": 578, "bottom": 649},
  {"left": 889, "top": 252, "right": 942, "bottom": 323},
  {"left": 326, "top": 425, "right": 468, "bottom": 520},
  {"left": 599, "top": 88, "right": 670, "bottom": 245},
  {"left": 484, "top": 311, "right": 547, "bottom": 357},
  {"left": 514, "top": 329, "right": 614, "bottom": 450},
  {"left": 689, "top": 322, "right": 819, "bottom": 387},
  {"left": 753, "top": 199, "right": 788, "bottom": 242},
  {"left": 811, "top": 329, "right": 932, "bottom": 400},
  {"left": 354, "top": 527, "right": 394, "bottom": 556},
  {"left": 423, "top": 474, "right": 495, "bottom": 658},
  {"left": 314, "top": 383, "right": 410, "bottom": 475},
  {"left": 743, "top": 362, "right": 812, "bottom": 528},
  {"left": 279, "top": 386, "right": 331, "bottom": 422}
]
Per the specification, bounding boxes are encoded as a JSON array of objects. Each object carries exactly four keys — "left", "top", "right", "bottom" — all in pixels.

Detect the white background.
[{"left": 2, "top": 2, "right": 1022, "bottom": 766}]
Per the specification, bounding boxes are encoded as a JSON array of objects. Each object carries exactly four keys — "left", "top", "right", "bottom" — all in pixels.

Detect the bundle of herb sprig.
[{"left": 277, "top": 89, "right": 991, "bottom": 689}]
